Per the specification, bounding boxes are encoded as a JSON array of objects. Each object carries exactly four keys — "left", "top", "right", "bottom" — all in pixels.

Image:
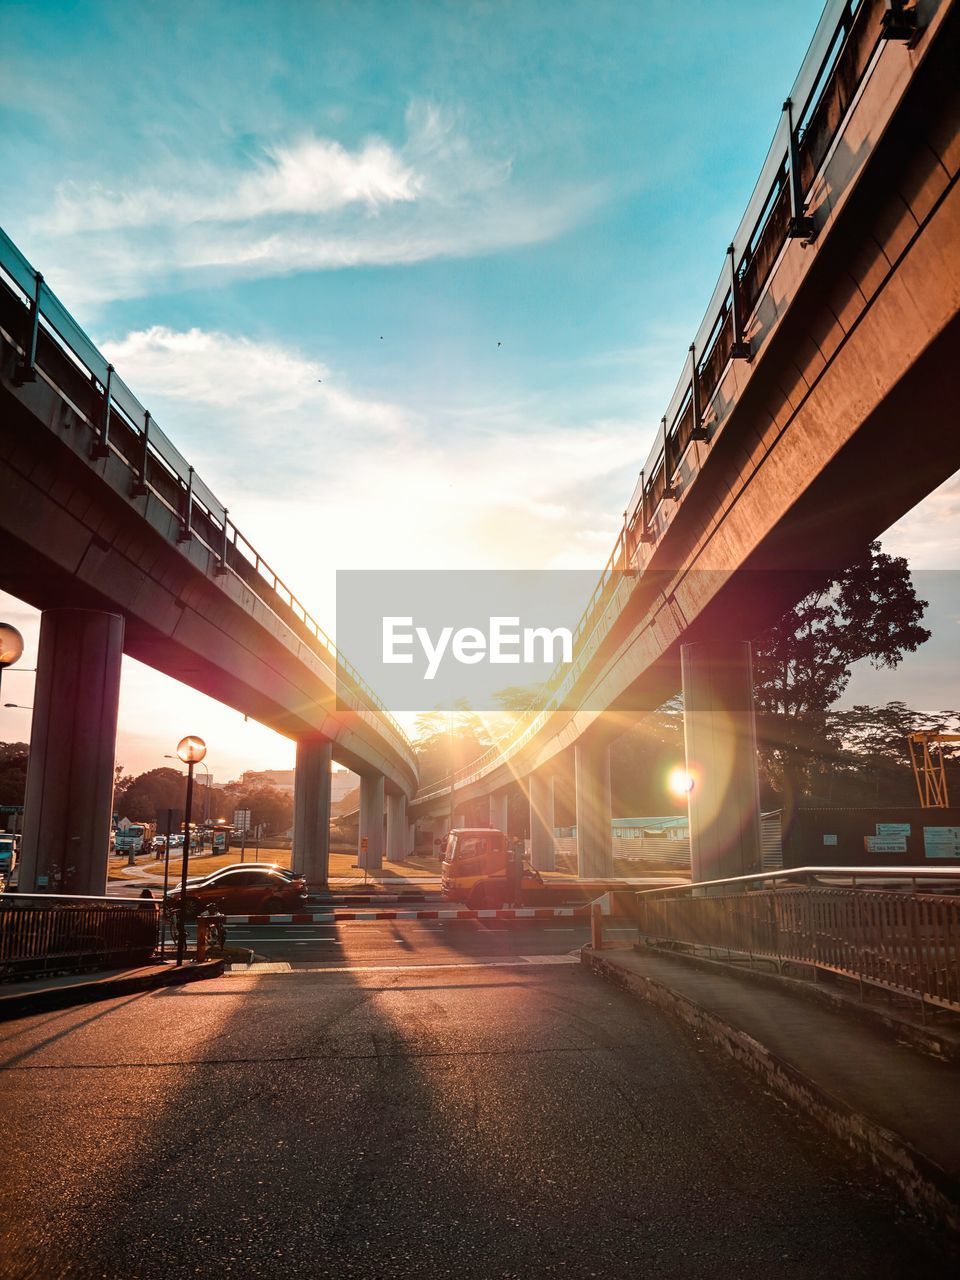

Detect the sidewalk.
[
  {"left": 0, "top": 959, "right": 223, "bottom": 1020},
  {"left": 582, "top": 944, "right": 960, "bottom": 1234}
]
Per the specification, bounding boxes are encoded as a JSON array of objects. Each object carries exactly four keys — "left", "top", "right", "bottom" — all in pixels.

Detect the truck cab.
[{"left": 440, "top": 827, "right": 540, "bottom": 909}]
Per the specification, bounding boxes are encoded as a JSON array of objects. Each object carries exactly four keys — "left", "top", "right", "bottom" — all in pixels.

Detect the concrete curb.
[
  {"left": 631, "top": 941, "right": 960, "bottom": 1065},
  {"left": 0, "top": 959, "right": 224, "bottom": 1021},
  {"left": 581, "top": 947, "right": 960, "bottom": 1237}
]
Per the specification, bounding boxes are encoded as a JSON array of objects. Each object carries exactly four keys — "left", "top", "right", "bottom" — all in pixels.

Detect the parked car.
[{"left": 167, "top": 866, "right": 308, "bottom": 917}]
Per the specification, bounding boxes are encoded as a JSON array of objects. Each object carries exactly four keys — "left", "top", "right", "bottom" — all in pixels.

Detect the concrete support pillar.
[
  {"left": 528, "top": 773, "right": 556, "bottom": 872},
  {"left": 488, "top": 791, "right": 508, "bottom": 833},
  {"left": 292, "top": 736, "right": 332, "bottom": 886},
  {"left": 358, "top": 773, "right": 385, "bottom": 871},
  {"left": 407, "top": 822, "right": 416, "bottom": 858},
  {"left": 20, "top": 608, "right": 124, "bottom": 895},
  {"left": 681, "top": 640, "right": 762, "bottom": 886},
  {"left": 574, "top": 739, "right": 612, "bottom": 879},
  {"left": 386, "top": 792, "right": 407, "bottom": 863}
]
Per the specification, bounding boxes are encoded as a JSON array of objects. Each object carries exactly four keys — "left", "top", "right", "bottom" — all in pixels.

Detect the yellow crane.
[{"left": 907, "top": 732, "right": 960, "bottom": 807}]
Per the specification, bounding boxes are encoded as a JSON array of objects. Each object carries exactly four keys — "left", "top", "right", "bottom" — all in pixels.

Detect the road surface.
[{"left": 0, "top": 922, "right": 949, "bottom": 1278}]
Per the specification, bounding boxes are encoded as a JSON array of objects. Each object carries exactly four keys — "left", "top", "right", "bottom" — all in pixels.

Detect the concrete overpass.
[
  {"left": 0, "top": 238, "right": 419, "bottom": 893},
  {"left": 411, "top": 0, "right": 960, "bottom": 879}
]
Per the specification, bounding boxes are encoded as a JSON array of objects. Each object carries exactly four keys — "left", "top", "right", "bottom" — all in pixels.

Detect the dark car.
[{"left": 168, "top": 867, "right": 308, "bottom": 917}]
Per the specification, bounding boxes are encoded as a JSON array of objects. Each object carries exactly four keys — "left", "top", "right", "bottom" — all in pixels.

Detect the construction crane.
[{"left": 906, "top": 732, "right": 960, "bottom": 807}]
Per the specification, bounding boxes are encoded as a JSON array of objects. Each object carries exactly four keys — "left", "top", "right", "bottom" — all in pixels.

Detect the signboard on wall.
[
  {"left": 864, "top": 835, "right": 907, "bottom": 854},
  {"left": 923, "top": 827, "right": 960, "bottom": 859}
]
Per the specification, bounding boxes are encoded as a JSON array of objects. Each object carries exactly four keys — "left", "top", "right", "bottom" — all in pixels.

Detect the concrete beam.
[
  {"left": 19, "top": 608, "right": 124, "bottom": 895},
  {"left": 292, "top": 736, "right": 332, "bottom": 887},
  {"left": 681, "top": 640, "right": 762, "bottom": 886}
]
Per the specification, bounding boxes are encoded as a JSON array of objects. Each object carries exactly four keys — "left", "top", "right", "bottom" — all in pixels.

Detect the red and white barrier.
[{"left": 224, "top": 905, "right": 604, "bottom": 925}]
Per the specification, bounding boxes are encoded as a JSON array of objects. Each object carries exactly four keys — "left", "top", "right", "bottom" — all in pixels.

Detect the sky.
[{"left": 1, "top": 0, "right": 958, "bottom": 779}]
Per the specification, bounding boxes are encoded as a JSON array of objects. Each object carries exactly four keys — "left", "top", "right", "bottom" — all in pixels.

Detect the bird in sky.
[{"left": 497, "top": 341, "right": 502, "bottom": 348}]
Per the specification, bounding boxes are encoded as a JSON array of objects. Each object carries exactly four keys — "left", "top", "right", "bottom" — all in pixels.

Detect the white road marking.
[{"left": 225, "top": 955, "right": 580, "bottom": 975}]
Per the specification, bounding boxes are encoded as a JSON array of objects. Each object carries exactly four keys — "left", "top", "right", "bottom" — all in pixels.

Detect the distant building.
[{"left": 237, "top": 767, "right": 357, "bottom": 803}]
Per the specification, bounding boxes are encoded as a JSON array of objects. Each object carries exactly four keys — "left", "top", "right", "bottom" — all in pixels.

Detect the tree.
[
  {"left": 114, "top": 767, "right": 186, "bottom": 822},
  {"left": 0, "top": 742, "right": 28, "bottom": 807},
  {"left": 752, "top": 543, "right": 930, "bottom": 803},
  {"left": 413, "top": 703, "right": 493, "bottom": 787}
]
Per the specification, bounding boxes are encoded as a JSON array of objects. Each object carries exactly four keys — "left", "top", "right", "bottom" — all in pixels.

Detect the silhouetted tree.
[
  {"left": 0, "top": 742, "right": 29, "bottom": 807},
  {"left": 752, "top": 543, "right": 930, "bottom": 803}
]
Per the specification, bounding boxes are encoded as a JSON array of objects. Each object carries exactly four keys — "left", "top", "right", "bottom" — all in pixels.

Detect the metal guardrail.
[
  {"left": 0, "top": 893, "right": 160, "bottom": 979},
  {"left": 0, "top": 233, "right": 416, "bottom": 769},
  {"left": 631, "top": 866, "right": 960, "bottom": 1014},
  {"left": 417, "top": 0, "right": 903, "bottom": 803}
]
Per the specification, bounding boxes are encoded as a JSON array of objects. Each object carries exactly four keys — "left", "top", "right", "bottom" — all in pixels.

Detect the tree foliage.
[{"left": 752, "top": 542, "right": 930, "bottom": 802}]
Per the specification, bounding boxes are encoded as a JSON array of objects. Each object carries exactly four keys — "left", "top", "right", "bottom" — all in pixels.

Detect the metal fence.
[
  {"left": 632, "top": 868, "right": 960, "bottom": 1014},
  {"left": 0, "top": 894, "right": 160, "bottom": 980}
]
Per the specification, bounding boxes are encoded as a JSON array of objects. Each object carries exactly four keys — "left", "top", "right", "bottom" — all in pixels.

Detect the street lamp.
[
  {"left": 165, "top": 754, "right": 211, "bottom": 827},
  {"left": 175, "top": 734, "right": 206, "bottom": 966},
  {"left": 0, "top": 624, "right": 25, "bottom": 706},
  {"left": 3, "top": 703, "right": 32, "bottom": 710}
]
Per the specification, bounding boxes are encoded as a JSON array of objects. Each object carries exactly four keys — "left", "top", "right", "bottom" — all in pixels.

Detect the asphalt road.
[{"left": 0, "top": 925, "right": 951, "bottom": 1279}]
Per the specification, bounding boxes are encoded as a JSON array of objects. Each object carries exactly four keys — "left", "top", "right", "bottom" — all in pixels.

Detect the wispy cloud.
[
  {"left": 34, "top": 100, "right": 600, "bottom": 306},
  {"left": 101, "top": 325, "right": 643, "bottom": 600}
]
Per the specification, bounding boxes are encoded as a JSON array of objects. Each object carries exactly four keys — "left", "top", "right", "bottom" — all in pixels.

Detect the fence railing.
[
  {"left": 416, "top": 0, "right": 903, "bottom": 804},
  {"left": 0, "top": 230, "right": 416, "bottom": 771},
  {"left": 0, "top": 893, "right": 160, "bottom": 980},
  {"left": 631, "top": 867, "right": 960, "bottom": 1014}
]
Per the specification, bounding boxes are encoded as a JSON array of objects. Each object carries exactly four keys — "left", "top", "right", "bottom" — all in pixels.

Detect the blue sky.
[{"left": 1, "top": 0, "right": 957, "bottom": 777}]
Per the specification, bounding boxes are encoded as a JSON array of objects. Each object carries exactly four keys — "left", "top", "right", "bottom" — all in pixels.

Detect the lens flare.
[{"left": 668, "top": 766, "right": 694, "bottom": 797}]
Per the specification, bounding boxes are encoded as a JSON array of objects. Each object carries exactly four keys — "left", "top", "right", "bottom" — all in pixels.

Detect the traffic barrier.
[{"left": 223, "top": 904, "right": 608, "bottom": 925}]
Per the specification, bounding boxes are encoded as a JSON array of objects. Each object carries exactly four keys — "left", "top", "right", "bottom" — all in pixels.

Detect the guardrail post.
[
  {"left": 14, "top": 270, "right": 43, "bottom": 386},
  {"left": 639, "top": 470, "right": 654, "bottom": 545},
  {"left": 132, "top": 411, "right": 150, "bottom": 496},
  {"left": 91, "top": 363, "right": 113, "bottom": 459},
  {"left": 591, "top": 900, "right": 604, "bottom": 950},
  {"left": 689, "top": 344, "right": 707, "bottom": 441},
  {"left": 216, "top": 508, "right": 229, "bottom": 574},
  {"left": 178, "top": 467, "right": 194, "bottom": 542},
  {"left": 662, "top": 416, "right": 678, "bottom": 500},
  {"left": 783, "top": 98, "right": 814, "bottom": 240},
  {"left": 728, "top": 245, "right": 750, "bottom": 359}
]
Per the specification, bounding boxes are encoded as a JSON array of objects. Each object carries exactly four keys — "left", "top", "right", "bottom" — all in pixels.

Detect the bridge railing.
[
  {"left": 416, "top": 0, "right": 901, "bottom": 803},
  {"left": 0, "top": 893, "right": 160, "bottom": 980},
  {"left": 631, "top": 867, "right": 960, "bottom": 1015},
  {"left": 0, "top": 230, "right": 416, "bottom": 769}
]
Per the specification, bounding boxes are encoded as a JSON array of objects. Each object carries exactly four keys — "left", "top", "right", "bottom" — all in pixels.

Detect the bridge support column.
[
  {"left": 488, "top": 791, "right": 508, "bottom": 833},
  {"left": 681, "top": 640, "right": 762, "bottom": 886},
  {"left": 386, "top": 792, "right": 407, "bottom": 863},
  {"left": 20, "top": 608, "right": 124, "bottom": 895},
  {"left": 358, "top": 774, "right": 385, "bottom": 871},
  {"left": 407, "top": 822, "right": 416, "bottom": 858},
  {"left": 529, "top": 773, "right": 556, "bottom": 872},
  {"left": 292, "top": 736, "right": 332, "bottom": 886},
  {"left": 574, "top": 741, "right": 612, "bottom": 878}
]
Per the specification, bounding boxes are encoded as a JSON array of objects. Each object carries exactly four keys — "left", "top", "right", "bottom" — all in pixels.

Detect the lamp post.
[
  {"left": 175, "top": 734, "right": 206, "bottom": 966},
  {"left": 0, "top": 624, "right": 25, "bottom": 708}
]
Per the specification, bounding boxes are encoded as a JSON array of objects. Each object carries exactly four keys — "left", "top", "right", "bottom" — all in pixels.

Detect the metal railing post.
[
  {"left": 14, "top": 270, "right": 43, "bottom": 386},
  {"left": 662, "top": 416, "right": 678, "bottom": 500},
  {"left": 880, "top": 0, "right": 918, "bottom": 41},
  {"left": 91, "top": 363, "right": 113, "bottom": 459},
  {"left": 690, "top": 343, "right": 706, "bottom": 441},
  {"left": 783, "top": 98, "right": 814, "bottom": 240},
  {"left": 728, "top": 245, "right": 750, "bottom": 359},
  {"left": 133, "top": 410, "right": 151, "bottom": 496},
  {"left": 178, "top": 466, "right": 194, "bottom": 542},
  {"left": 216, "top": 508, "right": 229, "bottom": 574}
]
